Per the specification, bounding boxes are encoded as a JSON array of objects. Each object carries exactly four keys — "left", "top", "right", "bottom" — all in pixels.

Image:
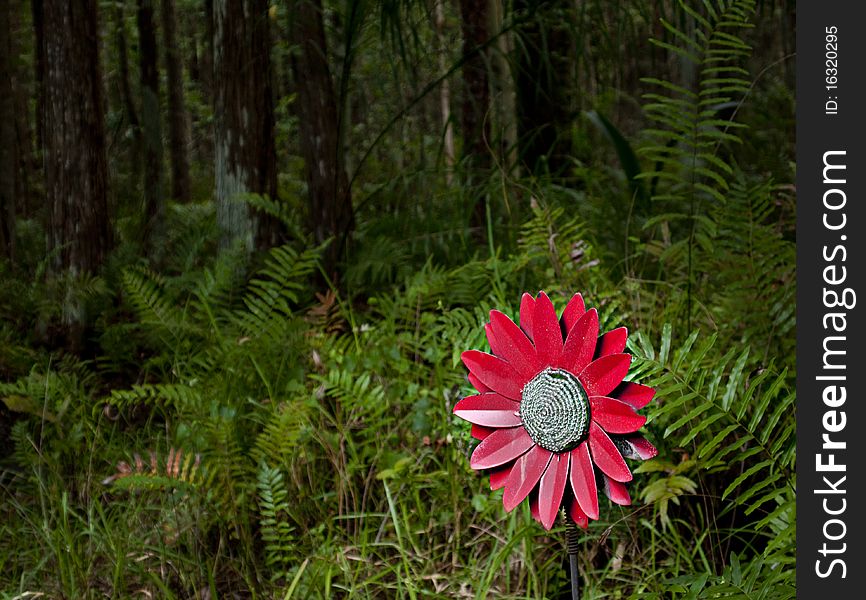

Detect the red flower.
[{"left": 454, "top": 292, "right": 658, "bottom": 530}]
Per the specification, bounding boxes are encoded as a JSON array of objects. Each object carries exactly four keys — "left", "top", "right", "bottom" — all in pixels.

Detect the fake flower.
[{"left": 454, "top": 292, "right": 657, "bottom": 529}]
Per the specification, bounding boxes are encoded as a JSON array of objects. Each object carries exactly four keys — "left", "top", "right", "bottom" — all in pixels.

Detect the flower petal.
[
  {"left": 602, "top": 475, "right": 631, "bottom": 506},
  {"left": 485, "top": 323, "right": 506, "bottom": 357},
  {"left": 590, "top": 396, "right": 647, "bottom": 434},
  {"left": 580, "top": 353, "right": 632, "bottom": 397},
  {"left": 519, "top": 293, "right": 535, "bottom": 341},
  {"left": 454, "top": 393, "right": 521, "bottom": 427},
  {"left": 532, "top": 292, "right": 564, "bottom": 365},
  {"left": 588, "top": 421, "right": 632, "bottom": 482},
  {"left": 560, "top": 293, "right": 586, "bottom": 333},
  {"left": 461, "top": 350, "right": 526, "bottom": 400},
  {"left": 490, "top": 465, "right": 511, "bottom": 490},
  {"left": 530, "top": 494, "right": 540, "bottom": 522},
  {"left": 612, "top": 381, "right": 655, "bottom": 409},
  {"left": 489, "top": 310, "right": 542, "bottom": 378},
  {"left": 470, "top": 427, "right": 534, "bottom": 470},
  {"left": 615, "top": 434, "right": 658, "bottom": 460},
  {"left": 569, "top": 442, "right": 599, "bottom": 519},
  {"left": 537, "top": 453, "right": 570, "bottom": 530},
  {"left": 558, "top": 308, "right": 599, "bottom": 374},
  {"left": 568, "top": 499, "right": 589, "bottom": 528},
  {"left": 468, "top": 373, "right": 491, "bottom": 394},
  {"left": 471, "top": 424, "right": 494, "bottom": 440},
  {"left": 502, "top": 444, "right": 552, "bottom": 512},
  {"left": 596, "top": 327, "right": 627, "bottom": 358}
]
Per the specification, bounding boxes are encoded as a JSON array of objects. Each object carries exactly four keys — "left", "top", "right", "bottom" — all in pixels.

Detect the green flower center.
[{"left": 520, "top": 368, "right": 590, "bottom": 453}]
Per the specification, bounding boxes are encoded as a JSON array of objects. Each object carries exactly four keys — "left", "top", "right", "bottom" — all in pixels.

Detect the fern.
[
  {"left": 633, "top": 325, "right": 795, "bottom": 567},
  {"left": 256, "top": 463, "right": 296, "bottom": 581},
  {"left": 703, "top": 173, "right": 796, "bottom": 357},
  {"left": 102, "top": 447, "right": 206, "bottom": 491},
  {"left": 638, "top": 0, "right": 757, "bottom": 326},
  {"left": 667, "top": 553, "right": 795, "bottom": 599},
  {"left": 251, "top": 401, "right": 310, "bottom": 471},
  {"left": 122, "top": 267, "right": 204, "bottom": 357},
  {"left": 107, "top": 382, "right": 204, "bottom": 413},
  {"left": 234, "top": 244, "right": 319, "bottom": 339},
  {"left": 517, "top": 199, "right": 597, "bottom": 283},
  {"left": 640, "top": 0, "right": 754, "bottom": 204}
]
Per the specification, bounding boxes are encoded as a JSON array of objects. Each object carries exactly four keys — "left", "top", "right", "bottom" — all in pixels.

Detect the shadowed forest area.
[{"left": 1, "top": 0, "right": 796, "bottom": 598}]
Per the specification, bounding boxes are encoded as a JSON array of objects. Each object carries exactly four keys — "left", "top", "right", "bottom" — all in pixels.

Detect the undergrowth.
[{"left": 0, "top": 1, "right": 794, "bottom": 598}]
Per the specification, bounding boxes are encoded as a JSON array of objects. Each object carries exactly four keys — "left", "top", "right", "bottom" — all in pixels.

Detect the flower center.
[{"left": 520, "top": 368, "right": 590, "bottom": 453}]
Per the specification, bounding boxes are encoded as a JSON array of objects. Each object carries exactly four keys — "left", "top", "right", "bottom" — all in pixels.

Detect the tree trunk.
[
  {"left": 42, "top": 0, "right": 111, "bottom": 276},
  {"left": 161, "top": 0, "right": 192, "bottom": 201},
  {"left": 31, "top": 0, "right": 44, "bottom": 154},
  {"left": 137, "top": 0, "right": 165, "bottom": 250},
  {"left": 212, "top": 0, "right": 281, "bottom": 252},
  {"left": 289, "top": 0, "right": 352, "bottom": 275},
  {"left": 114, "top": 1, "right": 142, "bottom": 194},
  {"left": 7, "top": 1, "right": 35, "bottom": 222},
  {"left": 513, "top": 0, "right": 573, "bottom": 176},
  {"left": 459, "top": 0, "right": 491, "bottom": 171},
  {"left": 489, "top": 0, "right": 517, "bottom": 175},
  {"left": 459, "top": 0, "right": 491, "bottom": 234},
  {"left": 0, "top": 0, "right": 16, "bottom": 260},
  {"left": 114, "top": 3, "right": 140, "bottom": 135},
  {"left": 434, "top": 0, "right": 455, "bottom": 185},
  {"left": 201, "top": 0, "right": 213, "bottom": 100}
]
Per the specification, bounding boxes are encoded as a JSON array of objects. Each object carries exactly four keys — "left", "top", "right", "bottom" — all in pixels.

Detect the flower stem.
[{"left": 566, "top": 516, "right": 580, "bottom": 600}]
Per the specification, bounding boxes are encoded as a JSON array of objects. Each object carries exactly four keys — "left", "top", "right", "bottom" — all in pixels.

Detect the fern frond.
[
  {"left": 256, "top": 463, "right": 296, "bottom": 581},
  {"left": 122, "top": 267, "right": 201, "bottom": 348},
  {"left": 102, "top": 447, "right": 206, "bottom": 491},
  {"left": 639, "top": 0, "right": 756, "bottom": 241},
  {"left": 107, "top": 382, "right": 204, "bottom": 413},
  {"left": 635, "top": 326, "right": 795, "bottom": 534}
]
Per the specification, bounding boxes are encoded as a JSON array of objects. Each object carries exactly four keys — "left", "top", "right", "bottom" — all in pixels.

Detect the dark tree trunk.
[
  {"left": 459, "top": 0, "right": 491, "bottom": 170},
  {"left": 31, "top": 0, "right": 44, "bottom": 153},
  {"left": 459, "top": 0, "right": 491, "bottom": 234},
  {"left": 114, "top": 2, "right": 140, "bottom": 141},
  {"left": 289, "top": 0, "right": 353, "bottom": 275},
  {"left": 0, "top": 0, "right": 16, "bottom": 260},
  {"left": 213, "top": 0, "right": 281, "bottom": 252},
  {"left": 187, "top": 20, "right": 200, "bottom": 83},
  {"left": 137, "top": 0, "right": 165, "bottom": 250},
  {"left": 513, "top": 0, "right": 573, "bottom": 176},
  {"left": 161, "top": 0, "right": 192, "bottom": 201},
  {"left": 7, "top": 2, "right": 36, "bottom": 222},
  {"left": 114, "top": 1, "right": 142, "bottom": 194},
  {"left": 202, "top": 0, "right": 213, "bottom": 98},
  {"left": 42, "top": 0, "right": 111, "bottom": 276}
]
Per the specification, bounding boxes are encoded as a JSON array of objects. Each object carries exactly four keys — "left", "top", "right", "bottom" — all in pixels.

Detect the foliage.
[{"left": 0, "top": 0, "right": 795, "bottom": 598}]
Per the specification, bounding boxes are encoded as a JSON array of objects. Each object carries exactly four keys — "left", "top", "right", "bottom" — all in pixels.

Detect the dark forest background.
[{"left": 1, "top": 0, "right": 795, "bottom": 598}]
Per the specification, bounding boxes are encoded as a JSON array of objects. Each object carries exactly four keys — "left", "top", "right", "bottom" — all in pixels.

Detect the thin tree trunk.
[
  {"left": 489, "top": 0, "right": 517, "bottom": 175},
  {"left": 137, "top": 0, "right": 165, "bottom": 250},
  {"left": 42, "top": 0, "right": 111, "bottom": 275},
  {"left": 434, "top": 0, "right": 455, "bottom": 185},
  {"left": 114, "top": 1, "right": 142, "bottom": 192},
  {"left": 0, "top": 0, "right": 16, "bottom": 260},
  {"left": 202, "top": 0, "right": 213, "bottom": 98},
  {"left": 513, "top": 0, "right": 573, "bottom": 176},
  {"left": 8, "top": 1, "right": 35, "bottom": 221},
  {"left": 289, "top": 0, "right": 353, "bottom": 275},
  {"left": 161, "top": 0, "right": 192, "bottom": 201},
  {"left": 31, "top": 0, "right": 44, "bottom": 154},
  {"left": 187, "top": 20, "right": 200, "bottom": 83},
  {"left": 459, "top": 0, "right": 491, "bottom": 170},
  {"left": 213, "top": 0, "right": 281, "bottom": 252},
  {"left": 459, "top": 0, "right": 491, "bottom": 234},
  {"left": 115, "top": 3, "right": 140, "bottom": 135}
]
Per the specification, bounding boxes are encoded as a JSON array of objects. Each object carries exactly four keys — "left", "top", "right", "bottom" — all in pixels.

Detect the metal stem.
[{"left": 565, "top": 516, "right": 580, "bottom": 600}]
